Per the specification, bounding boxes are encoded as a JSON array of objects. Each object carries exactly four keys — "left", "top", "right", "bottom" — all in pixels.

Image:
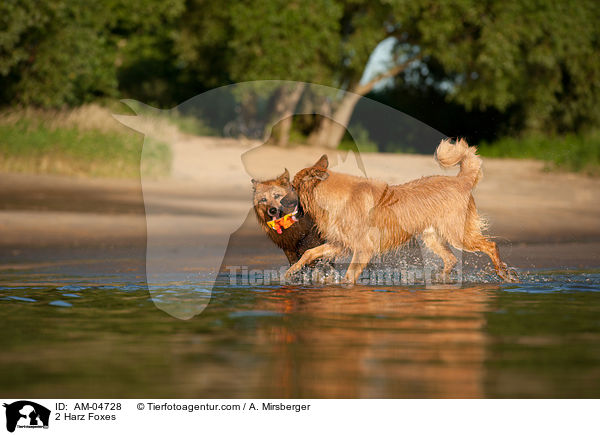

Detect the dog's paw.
[
  {"left": 437, "top": 270, "right": 457, "bottom": 284},
  {"left": 498, "top": 266, "right": 520, "bottom": 283},
  {"left": 312, "top": 266, "right": 341, "bottom": 285},
  {"left": 506, "top": 268, "right": 520, "bottom": 283},
  {"left": 283, "top": 267, "right": 300, "bottom": 282},
  {"left": 338, "top": 276, "right": 357, "bottom": 287}
]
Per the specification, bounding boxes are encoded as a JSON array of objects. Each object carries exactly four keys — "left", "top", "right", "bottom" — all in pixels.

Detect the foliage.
[
  {"left": 338, "top": 124, "right": 379, "bottom": 153},
  {"left": 167, "top": 111, "right": 218, "bottom": 137},
  {"left": 0, "top": 0, "right": 184, "bottom": 107},
  {"left": 479, "top": 133, "right": 600, "bottom": 175},
  {"left": 0, "top": 107, "right": 171, "bottom": 178},
  {"left": 0, "top": 0, "right": 599, "bottom": 174},
  {"left": 227, "top": 0, "right": 342, "bottom": 83},
  {"left": 176, "top": 0, "right": 399, "bottom": 88},
  {"left": 393, "top": 0, "right": 600, "bottom": 134}
]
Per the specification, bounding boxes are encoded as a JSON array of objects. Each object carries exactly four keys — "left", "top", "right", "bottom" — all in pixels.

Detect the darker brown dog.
[{"left": 252, "top": 169, "right": 324, "bottom": 265}]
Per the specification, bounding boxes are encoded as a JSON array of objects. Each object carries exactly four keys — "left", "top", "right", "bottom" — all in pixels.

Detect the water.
[{"left": 1, "top": 270, "right": 599, "bottom": 398}]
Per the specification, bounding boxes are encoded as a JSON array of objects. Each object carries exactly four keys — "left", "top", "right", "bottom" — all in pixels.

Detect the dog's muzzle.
[{"left": 280, "top": 188, "right": 300, "bottom": 215}]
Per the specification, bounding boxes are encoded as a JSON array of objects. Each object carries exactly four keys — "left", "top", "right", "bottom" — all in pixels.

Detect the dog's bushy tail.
[{"left": 435, "top": 138, "right": 482, "bottom": 187}]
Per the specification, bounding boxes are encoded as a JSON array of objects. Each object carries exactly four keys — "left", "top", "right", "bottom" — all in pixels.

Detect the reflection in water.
[
  {"left": 0, "top": 272, "right": 599, "bottom": 398},
  {"left": 248, "top": 285, "right": 490, "bottom": 398}
]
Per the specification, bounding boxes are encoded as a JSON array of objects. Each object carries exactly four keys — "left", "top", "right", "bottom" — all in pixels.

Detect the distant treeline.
[{"left": 1, "top": 0, "right": 599, "bottom": 149}]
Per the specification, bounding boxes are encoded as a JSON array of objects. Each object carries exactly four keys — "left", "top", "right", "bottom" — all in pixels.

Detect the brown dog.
[
  {"left": 252, "top": 169, "right": 324, "bottom": 265},
  {"left": 284, "top": 139, "right": 518, "bottom": 284}
]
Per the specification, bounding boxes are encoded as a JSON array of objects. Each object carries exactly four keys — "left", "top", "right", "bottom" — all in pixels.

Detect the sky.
[{"left": 359, "top": 37, "right": 397, "bottom": 91}]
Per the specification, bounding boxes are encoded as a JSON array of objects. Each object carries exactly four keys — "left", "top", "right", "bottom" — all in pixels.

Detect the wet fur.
[
  {"left": 252, "top": 170, "right": 324, "bottom": 264},
  {"left": 286, "top": 139, "right": 518, "bottom": 283}
]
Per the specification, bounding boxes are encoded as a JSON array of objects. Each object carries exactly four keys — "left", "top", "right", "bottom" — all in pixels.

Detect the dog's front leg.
[
  {"left": 284, "top": 243, "right": 340, "bottom": 280},
  {"left": 343, "top": 250, "right": 373, "bottom": 285}
]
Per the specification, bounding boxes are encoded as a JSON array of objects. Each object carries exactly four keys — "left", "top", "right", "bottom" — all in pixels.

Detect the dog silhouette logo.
[
  {"left": 113, "top": 80, "right": 447, "bottom": 319},
  {"left": 3, "top": 401, "right": 50, "bottom": 433}
]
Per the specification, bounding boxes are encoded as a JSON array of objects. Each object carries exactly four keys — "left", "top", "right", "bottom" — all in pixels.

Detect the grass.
[
  {"left": 167, "top": 111, "right": 218, "bottom": 137},
  {"left": 338, "top": 138, "right": 379, "bottom": 153},
  {"left": 2, "top": 103, "right": 597, "bottom": 178},
  {"left": 478, "top": 133, "right": 600, "bottom": 176},
  {"left": 339, "top": 124, "right": 379, "bottom": 153},
  {"left": 0, "top": 105, "right": 171, "bottom": 179}
]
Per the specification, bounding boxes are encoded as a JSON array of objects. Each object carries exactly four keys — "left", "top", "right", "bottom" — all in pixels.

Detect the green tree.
[
  {"left": 4, "top": 0, "right": 596, "bottom": 144},
  {"left": 313, "top": 0, "right": 600, "bottom": 147},
  {"left": 0, "top": 0, "right": 184, "bottom": 107},
  {"left": 176, "top": 0, "right": 423, "bottom": 147},
  {"left": 395, "top": 0, "right": 600, "bottom": 134},
  {"left": 305, "top": 1, "right": 421, "bottom": 148},
  {"left": 176, "top": 0, "right": 343, "bottom": 145}
]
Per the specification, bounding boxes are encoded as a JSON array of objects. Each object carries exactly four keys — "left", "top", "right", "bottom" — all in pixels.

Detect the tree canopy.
[
  {"left": 395, "top": 0, "right": 600, "bottom": 134},
  {"left": 0, "top": 0, "right": 598, "bottom": 143},
  {"left": 0, "top": 0, "right": 184, "bottom": 106}
]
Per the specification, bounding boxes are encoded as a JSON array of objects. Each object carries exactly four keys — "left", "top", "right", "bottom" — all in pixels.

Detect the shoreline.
[{"left": 1, "top": 145, "right": 599, "bottom": 276}]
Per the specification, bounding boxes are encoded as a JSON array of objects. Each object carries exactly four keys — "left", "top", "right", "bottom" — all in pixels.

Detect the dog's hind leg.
[
  {"left": 455, "top": 234, "right": 519, "bottom": 283},
  {"left": 344, "top": 250, "right": 373, "bottom": 284},
  {"left": 445, "top": 199, "right": 518, "bottom": 283},
  {"left": 421, "top": 228, "right": 457, "bottom": 282},
  {"left": 284, "top": 243, "right": 341, "bottom": 280}
]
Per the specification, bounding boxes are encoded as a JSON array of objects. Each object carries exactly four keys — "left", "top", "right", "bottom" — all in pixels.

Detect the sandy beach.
[{"left": 1, "top": 137, "right": 599, "bottom": 276}]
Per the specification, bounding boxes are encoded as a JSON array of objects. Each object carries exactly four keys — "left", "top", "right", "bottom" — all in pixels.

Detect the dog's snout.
[
  {"left": 268, "top": 207, "right": 279, "bottom": 217},
  {"left": 281, "top": 193, "right": 298, "bottom": 209}
]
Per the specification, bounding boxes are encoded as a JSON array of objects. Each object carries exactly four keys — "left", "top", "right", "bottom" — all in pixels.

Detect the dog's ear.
[
  {"left": 313, "top": 169, "right": 329, "bottom": 181},
  {"left": 277, "top": 168, "right": 290, "bottom": 184},
  {"left": 251, "top": 179, "right": 259, "bottom": 191},
  {"left": 313, "top": 154, "right": 329, "bottom": 170},
  {"left": 303, "top": 168, "right": 329, "bottom": 182}
]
